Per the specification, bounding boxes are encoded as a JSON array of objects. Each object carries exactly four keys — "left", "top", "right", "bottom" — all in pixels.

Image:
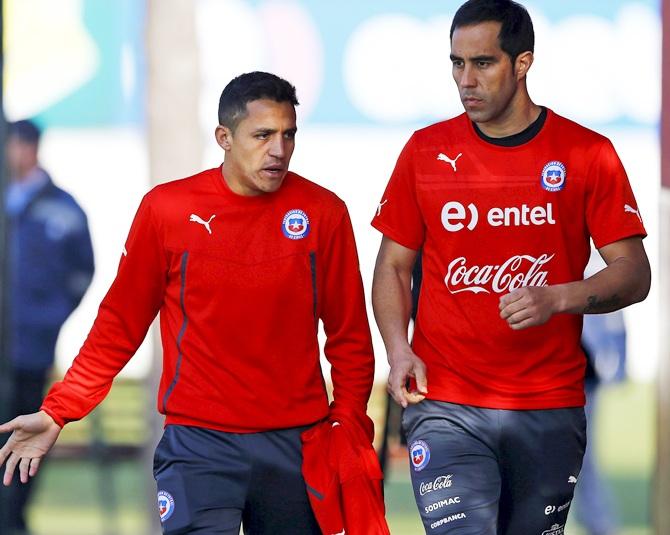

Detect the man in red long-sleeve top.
[{"left": 0, "top": 71, "right": 376, "bottom": 534}]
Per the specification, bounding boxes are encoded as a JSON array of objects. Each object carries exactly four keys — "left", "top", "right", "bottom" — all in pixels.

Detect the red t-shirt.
[
  {"left": 42, "top": 168, "right": 374, "bottom": 431},
  {"left": 372, "top": 110, "right": 646, "bottom": 409}
]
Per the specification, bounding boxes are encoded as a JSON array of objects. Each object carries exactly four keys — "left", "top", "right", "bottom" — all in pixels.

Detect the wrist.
[
  {"left": 39, "top": 409, "right": 63, "bottom": 429},
  {"left": 387, "top": 345, "right": 414, "bottom": 364},
  {"left": 548, "top": 283, "right": 569, "bottom": 315}
]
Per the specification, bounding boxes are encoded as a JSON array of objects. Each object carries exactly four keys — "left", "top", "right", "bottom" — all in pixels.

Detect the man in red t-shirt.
[
  {"left": 371, "top": 1, "right": 650, "bottom": 533},
  {"left": 0, "top": 72, "right": 378, "bottom": 534}
]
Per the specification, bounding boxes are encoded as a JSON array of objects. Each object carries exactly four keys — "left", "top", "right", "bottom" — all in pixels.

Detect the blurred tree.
[
  {"left": 145, "top": 1, "right": 200, "bottom": 533},
  {"left": 658, "top": 2, "right": 670, "bottom": 534}
]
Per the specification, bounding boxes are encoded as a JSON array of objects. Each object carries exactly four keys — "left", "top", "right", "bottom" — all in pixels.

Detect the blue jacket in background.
[
  {"left": 6, "top": 171, "right": 94, "bottom": 371},
  {"left": 582, "top": 311, "right": 627, "bottom": 385}
]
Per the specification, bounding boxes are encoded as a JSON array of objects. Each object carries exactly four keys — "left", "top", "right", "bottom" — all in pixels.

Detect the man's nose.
[
  {"left": 268, "top": 136, "right": 286, "bottom": 159},
  {"left": 460, "top": 65, "right": 477, "bottom": 88}
]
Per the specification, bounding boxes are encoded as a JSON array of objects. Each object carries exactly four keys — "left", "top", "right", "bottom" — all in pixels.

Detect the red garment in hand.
[{"left": 302, "top": 405, "right": 390, "bottom": 535}]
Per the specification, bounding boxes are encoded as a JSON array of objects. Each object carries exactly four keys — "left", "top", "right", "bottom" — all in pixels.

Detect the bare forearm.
[
  {"left": 372, "top": 262, "right": 414, "bottom": 357},
  {"left": 372, "top": 239, "right": 427, "bottom": 406},
  {"left": 554, "top": 254, "right": 650, "bottom": 315},
  {"left": 500, "top": 238, "right": 650, "bottom": 329}
]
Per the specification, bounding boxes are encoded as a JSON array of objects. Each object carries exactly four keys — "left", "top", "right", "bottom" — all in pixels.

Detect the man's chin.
[
  {"left": 257, "top": 175, "right": 286, "bottom": 194},
  {"left": 463, "top": 108, "right": 490, "bottom": 124}
]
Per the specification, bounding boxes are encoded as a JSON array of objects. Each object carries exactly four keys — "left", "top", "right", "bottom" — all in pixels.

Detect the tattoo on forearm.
[{"left": 583, "top": 294, "right": 621, "bottom": 313}]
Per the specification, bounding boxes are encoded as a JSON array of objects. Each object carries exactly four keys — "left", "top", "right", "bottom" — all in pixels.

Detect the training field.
[{"left": 26, "top": 381, "right": 653, "bottom": 534}]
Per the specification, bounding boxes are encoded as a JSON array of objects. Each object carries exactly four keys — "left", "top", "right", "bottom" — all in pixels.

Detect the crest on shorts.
[
  {"left": 157, "top": 490, "right": 175, "bottom": 522},
  {"left": 410, "top": 439, "right": 431, "bottom": 471}
]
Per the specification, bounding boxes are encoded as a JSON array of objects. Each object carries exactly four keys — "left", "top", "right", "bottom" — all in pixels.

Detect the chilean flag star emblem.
[
  {"left": 282, "top": 209, "right": 310, "bottom": 240},
  {"left": 410, "top": 440, "right": 431, "bottom": 471}
]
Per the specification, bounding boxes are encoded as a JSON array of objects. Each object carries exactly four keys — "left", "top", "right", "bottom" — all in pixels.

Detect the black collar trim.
[{"left": 473, "top": 107, "right": 547, "bottom": 147}]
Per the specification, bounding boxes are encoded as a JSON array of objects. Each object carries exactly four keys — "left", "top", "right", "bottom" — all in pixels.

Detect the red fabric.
[
  {"left": 302, "top": 405, "right": 390, "bottom": 535},
  {"left": 372, "top": 110, "right": 646, "bottom": 410},
  {"left": 42, "top": 168, "right": 374, "bottom": 431}
]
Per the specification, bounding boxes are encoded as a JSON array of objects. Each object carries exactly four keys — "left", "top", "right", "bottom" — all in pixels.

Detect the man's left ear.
[{"left": 515, "top": 51, "right": 534, "bottom": 80}]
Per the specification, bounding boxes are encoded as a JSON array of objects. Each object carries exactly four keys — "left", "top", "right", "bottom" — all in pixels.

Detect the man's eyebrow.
[
  {"left": 471, "top": 55, "right": 497, "bottom": 62},
  {"left": 449, "top": 54, "right": 498, "bottom": 62},
  {"left": 251, "top": 127, "right": 298, "bottom": 136}
]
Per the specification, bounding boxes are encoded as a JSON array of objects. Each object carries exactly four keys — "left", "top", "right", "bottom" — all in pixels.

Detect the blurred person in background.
[
  {"left": 371, "top": 0, "right": 650, "bottom": 533},
  {"left": 0, "top": 73, "right": 383, "bottom": 535},
  {"left": 0, "top": 119, "right": 94, "bottom": 535}
]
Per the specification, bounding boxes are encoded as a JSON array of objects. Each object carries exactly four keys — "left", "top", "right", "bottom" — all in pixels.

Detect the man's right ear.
[{"left": 215, "top": 125, "right": 232, "bottom": 150}]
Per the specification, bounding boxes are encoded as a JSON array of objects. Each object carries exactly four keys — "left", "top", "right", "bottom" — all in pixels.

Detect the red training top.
[
  {"left": 372, "top": 110, "right": 646, "bottom": 410},
  {"left": 42, "top": 168, "right": 374, "bottom": 432}
]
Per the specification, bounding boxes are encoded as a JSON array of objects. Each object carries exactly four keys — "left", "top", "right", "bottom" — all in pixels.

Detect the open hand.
[{"left": 0, "top": 411, "right": 61, "bottom": 485}]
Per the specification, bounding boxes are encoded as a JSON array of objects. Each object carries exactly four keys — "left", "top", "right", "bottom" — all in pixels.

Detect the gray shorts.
[
  {"left": 402, "top": 400, "right": 586, "bottom": 535},
  {"left": 153, "top": 424, "right": 321, "bottom": 535}
]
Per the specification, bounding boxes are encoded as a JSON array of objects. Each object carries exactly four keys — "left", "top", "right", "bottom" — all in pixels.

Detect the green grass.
[
  {"left": 24, "top": 381, "right": 655, "bottom": 534},
  {"left": 28, "top": 460, "right": 150, "bottom": 534}
]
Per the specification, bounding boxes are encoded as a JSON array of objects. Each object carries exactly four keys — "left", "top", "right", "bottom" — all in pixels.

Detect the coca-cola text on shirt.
[{"left": 444, "top": 254, "right": 555, "bottom": 294}]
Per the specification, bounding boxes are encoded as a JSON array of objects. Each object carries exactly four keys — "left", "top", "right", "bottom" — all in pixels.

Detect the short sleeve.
[
  {"left": 371, "top": 134, "right": 425, "bottom": 250},
  {"left": 586, "top": 139, "right": 647, "bottom": 249}
]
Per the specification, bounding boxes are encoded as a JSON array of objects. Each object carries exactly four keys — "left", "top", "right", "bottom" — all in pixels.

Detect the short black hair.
[
  {"left": 8, "top": 119, "right": 41, "bottom": 145},
  {"left": 450, "top": 0, "right": 534, "bottom": 62},
  {"left": 218, "top": 72, "right": 299, "bottom": 130}
]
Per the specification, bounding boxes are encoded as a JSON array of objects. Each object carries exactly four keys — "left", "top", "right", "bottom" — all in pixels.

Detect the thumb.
[
  {"left": 414, "top": 364, "right": 428, "bottom": 395},
  {"left": 0, "top": 417, "right": 20, "bottom": 434}
]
